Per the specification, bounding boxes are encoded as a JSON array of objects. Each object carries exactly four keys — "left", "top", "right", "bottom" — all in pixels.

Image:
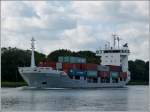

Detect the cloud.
[
  {"left": 1, "top": 1, "right": 149, "bottom": 61},
  {"left": 1, "top": 1, "right": 37, "bottom": 18}
]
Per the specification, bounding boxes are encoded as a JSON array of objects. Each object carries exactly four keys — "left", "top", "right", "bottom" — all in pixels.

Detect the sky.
[{"left": 1, "top": 1, "right": 149, "bottom": 61}]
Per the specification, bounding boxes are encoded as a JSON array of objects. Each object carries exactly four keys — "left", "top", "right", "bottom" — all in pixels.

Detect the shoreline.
[
  {"left": 1, "top": 81, "right": 149, "bottom": 87},
  {"left": 1, "top": 82, "right": 27, "bottom": 87},
  {"left": 127, "top": 81, "right": 149, "bottom": 85}
]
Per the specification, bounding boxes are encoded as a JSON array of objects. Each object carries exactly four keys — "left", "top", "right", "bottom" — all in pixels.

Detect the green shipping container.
[
  {"left": 97, "top": 65, "right": 109, "bottom": 71},
  {"left": 70, "top": 57, "right": 78, "bottom": 63},
  {"left": 64, "top": 56, "right": 70, "bottom": 63},
  {"left": 80, "top": 58, "right": 86, "bottom": 63},
  {"left": 70, "top": 57, "right": 86, "bottom": 63},
  {"left": 87, "top": 71, "right": 97, "bottom": 77},
  {"left": 76, "top": 71, "right": 86, "bottom": 76},
  {"left": 58, "top": 56, "right": 86, "bottom": 63},
  {"left": 58, "top": 57, "right": 63, "bottom": 62},
  {"left": 111, "top": 72, "right": 119, "bottom": 78}
]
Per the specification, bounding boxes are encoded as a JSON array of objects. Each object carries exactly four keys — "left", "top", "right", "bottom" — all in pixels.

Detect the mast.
[{"left": 31, "top": 37, "right": 36, "bottom": 67}]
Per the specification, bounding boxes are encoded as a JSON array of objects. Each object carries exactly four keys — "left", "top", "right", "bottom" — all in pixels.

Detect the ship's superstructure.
[
  {"left": 18, "top": 35, "right": 131, "bottom": 88},
  {"left": 96, "top": 34, "right": 130, "bottom": 83},
  {"left": 96, "top": 35, "right": 130, "bottom": 71}
]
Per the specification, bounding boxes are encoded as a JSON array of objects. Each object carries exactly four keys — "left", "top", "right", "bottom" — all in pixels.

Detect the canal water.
[{"left": 1, "top": 86, "right": 149, "bottom": 111}]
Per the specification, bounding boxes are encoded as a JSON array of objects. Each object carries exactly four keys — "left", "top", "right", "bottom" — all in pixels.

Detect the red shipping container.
[
  {"left": 63, "top": 63, "right": 74, "bottom": 69},
  {"left": 106, "top": 65, "right": 122, "bottom": 72},
  {"left": 86, "top": 63, "right": 97, "bottom": 70},
  {"left": 74, "top": 63, "right": 81, "bottom": 69},
  {"left": 38, "top": 61, "right": 43, "bottom": 67},
  {"left": 120, "top": 72, "right": 127, "bottom": 78},
  {"left": 62, "top": 63, "right": 82, "bottom": 70},
  {"left": 98, "top": 71, "right": 109, "bottom": 78},
  {"left": 81, "top": 64, "right": 87, "bottom": 70},
  {"left": 47, "top": 62, "right": 56, "bottom": 69}
]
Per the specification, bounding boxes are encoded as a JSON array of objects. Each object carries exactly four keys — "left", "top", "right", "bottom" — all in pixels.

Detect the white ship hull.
[{"left": 19, "top": 67, "right": 129, "bottom": 88}]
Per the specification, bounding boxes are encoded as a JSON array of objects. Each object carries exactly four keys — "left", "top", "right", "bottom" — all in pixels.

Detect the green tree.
[
  {"left": 77, "top": 51, "right": 101, "bottom": 64},
  {"left": 1, "top": 47, "right": 46, "bottom": 82},
  {"left": 128, "top": 59, "right": 149, "bottom": 83},
  {"left": 47, "top": 49, "right": 73, "bottom": 62},
  {"left": 144, "top": 61, "right": 149, "bottom": 82}
]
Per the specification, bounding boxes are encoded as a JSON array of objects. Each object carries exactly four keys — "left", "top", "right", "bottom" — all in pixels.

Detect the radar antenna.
[{"left": 123, "top": 43, "right": 128, "bottom": 47}]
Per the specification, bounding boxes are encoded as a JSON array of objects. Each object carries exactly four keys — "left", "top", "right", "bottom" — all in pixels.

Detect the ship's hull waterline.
[{"left": 20, "top": 72, "right": 127, "bottom": 88}]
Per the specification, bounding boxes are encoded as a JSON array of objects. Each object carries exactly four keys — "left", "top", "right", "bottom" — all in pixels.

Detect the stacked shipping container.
[
  {"left": 38, "top": 59, "right": 127, "bottom": 81},
  {"left": 119, "top": 72, "right": 127, "bottom": 78},
  {"left": 98, "top": 71, "right": 109, "bottom": 78},
  {"left": 58, "top": 56, "right": 86, "bottom": 64},
  {"left": 106, "top": 65, "right": 122, "bottom": 72}
]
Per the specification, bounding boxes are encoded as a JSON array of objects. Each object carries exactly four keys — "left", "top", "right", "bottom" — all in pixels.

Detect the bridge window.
[{"left": 42, "top": 82, "right": 47, "bottom": 84}]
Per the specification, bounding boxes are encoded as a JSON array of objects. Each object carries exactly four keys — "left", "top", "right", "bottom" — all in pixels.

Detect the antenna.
[
  {"left": 106, "top": 41, "right": 110, "bottom": 49},
  {"left": 31, "top": 37, "right": 35, "bottom": 49},
  {"left": 105, "top": 44, "right": 107, "bottom": 49},
  {"left": 117, "top": 36, "right": 121, "bottom": 49},
  {"left": 112, "top": 34, "right": 117, "bottom": 48}
]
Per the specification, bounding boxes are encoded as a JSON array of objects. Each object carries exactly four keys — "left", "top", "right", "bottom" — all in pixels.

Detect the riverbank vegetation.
[{"left": 1, "top": 47, "right": 149, "bottom": 87}]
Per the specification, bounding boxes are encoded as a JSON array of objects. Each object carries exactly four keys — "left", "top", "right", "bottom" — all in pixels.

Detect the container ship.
[{"left": 18, "top": 35, "right": 130, "bottom": 88}]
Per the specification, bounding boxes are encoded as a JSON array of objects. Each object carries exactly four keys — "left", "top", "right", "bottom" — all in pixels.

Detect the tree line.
[{"left": 1, "top": 47, "right": 149, "bottom": 83}]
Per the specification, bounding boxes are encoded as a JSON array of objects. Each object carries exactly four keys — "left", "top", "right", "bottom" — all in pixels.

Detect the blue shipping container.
[{"left": 68, "top": 69, "right": 86, "bottom": 76}]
